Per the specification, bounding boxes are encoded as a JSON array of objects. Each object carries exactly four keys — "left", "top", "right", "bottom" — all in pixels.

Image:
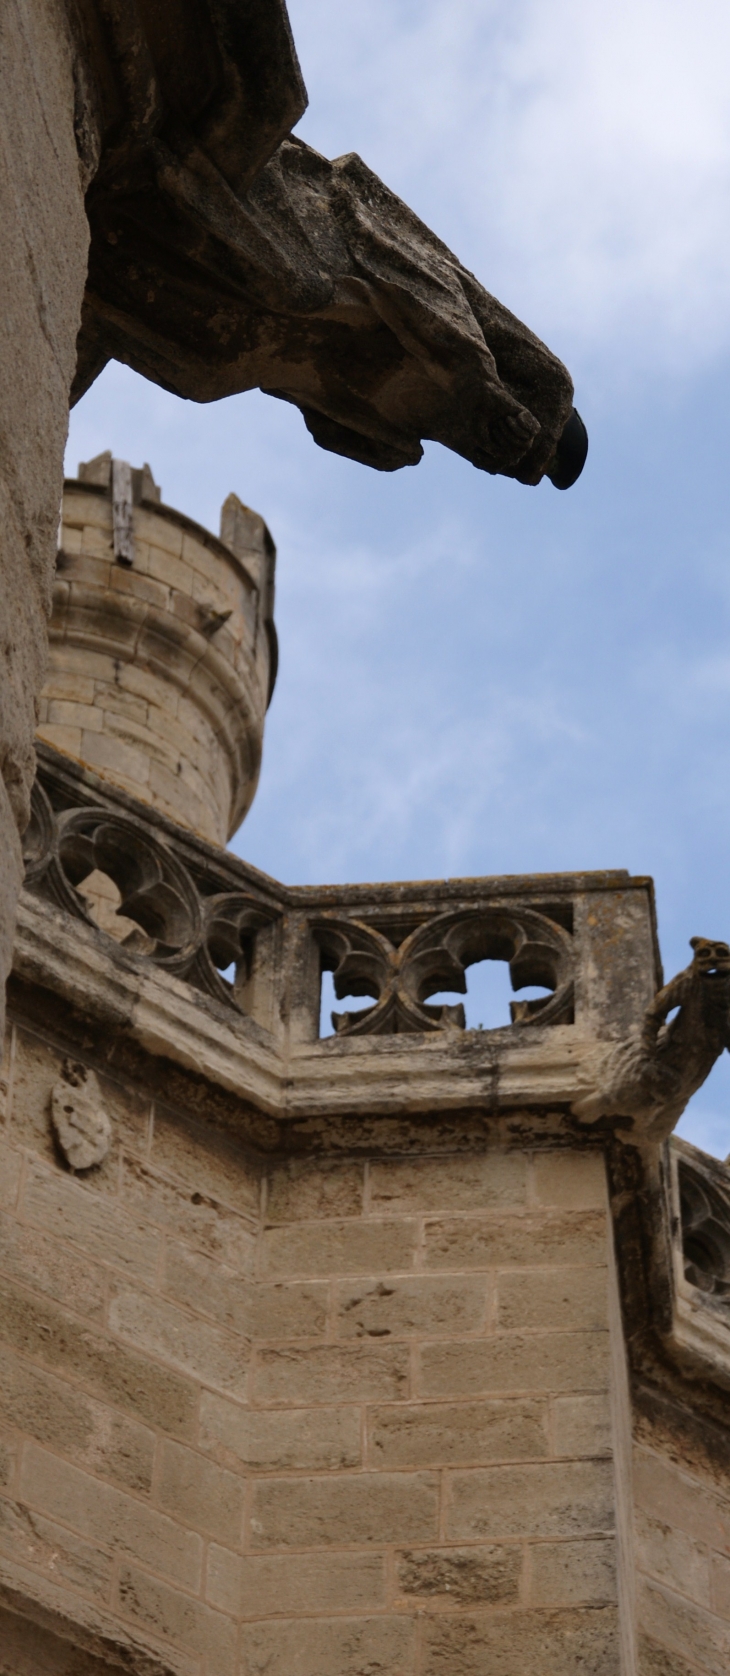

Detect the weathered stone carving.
[
  {"left": 71, "top": 4, "right": 583, "bottom": 489},
  {"left": 678, "top": 1153, "right": 730, "bottom": 1300},
  {"left": 25, "top": 746, "right": 584, "bottom": 1046},
  {"left": 50, "top": 1060, "right": 111, "bottom": 1170},
  {"left": 24, "top": 775, "right": 275, "bottom": 1010},
  {"left": 0, "top": 0, "right": 587, "bottom": 1060},
  {"left": 315, "top": 905, "right": 573, "bottom": 1036},
  {"left": 78, "top": 139, "right": 581, "bottom": 487},
  {"left": 573, "top": 937, "right": 730, "bottom": 1137}
]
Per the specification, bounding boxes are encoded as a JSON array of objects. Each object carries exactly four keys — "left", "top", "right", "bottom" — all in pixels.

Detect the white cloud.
[{"left": 290, "top": 0, "right": 730, "bottom": 367}]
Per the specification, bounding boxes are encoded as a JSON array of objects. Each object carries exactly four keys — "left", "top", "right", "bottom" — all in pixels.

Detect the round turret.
[{"left": 37, "top": 451, "right": 277, "bottom": 845}]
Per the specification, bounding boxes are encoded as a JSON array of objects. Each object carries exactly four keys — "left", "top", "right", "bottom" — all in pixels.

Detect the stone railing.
[{"left": 23, "top": 745, "right": 660, "bottom": 1062}]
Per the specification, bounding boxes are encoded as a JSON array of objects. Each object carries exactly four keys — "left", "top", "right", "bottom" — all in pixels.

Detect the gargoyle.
[
  {"left": 69, "top": 0, "right": 586, "bottom": 488},
  {"left": 573, "top": 938, "right": 730, "bottom": 1140}
]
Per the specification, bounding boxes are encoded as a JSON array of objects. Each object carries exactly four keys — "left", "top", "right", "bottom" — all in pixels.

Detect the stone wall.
[
  {"left": 0, "top": 0, "right": 92, "bottom": 1025},
  {"left": 634, "top": 1437, "right": 730, "bottom": 1675},
  {"left": 0, "top": 1011, "right": 627, "bottom": 1676},
  {"left": 38, "top": 475, "right": 276, "bottom": 846}
]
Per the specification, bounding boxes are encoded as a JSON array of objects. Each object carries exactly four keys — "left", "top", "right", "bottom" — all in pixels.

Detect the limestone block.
[
  {"left": 249, "top": 1472, "right": 438, "bottom": 1549},
  {"left": 394, "top": 1545, "right": 522, "bottom": 1607},
  {"left": 164, "top": 1243, "right": 327, "bottom": 1340},
  {"left": 0, "top": 1140, "right": 21, "bottom": 1211},
  {"left": 418, "top": 1330, "right": 610, "bottom": 1397},
  {"left": 150, "top": 1107, "right": 260, "bottom": 1220},
  {"left": 266, "top": 1157, "right": 363, "bottom": 1222},
  {"left": 47, "top": 700, "right": 103, "bottom": 732},
  {"left": 639, "top": 1576, "right": 730, "bottom": 1676},
  {"left": 710, "top": 1552, "right": 730, "bottom": 1619},
  {"left": 158, "top": 1441, "right": 244, "bottom": 1546},
  {"left": 369, "top": 1152, "right": 528, "bottom": 1212},
  {"left": 0, "top": 1433, "right": 17, "bottom": 1491},
  {"left": 445, "top": 1460, "right": 614, "bottom": 1540},
  {"left": 553, "top": 1395, "right": 612, "bottom": 1458},
  {"left": 36, "top": 722, "right": 82, "bottom": 757},
  {"left": 0, "top": 1207, "right": 106, "bottom": 1320},
  {"left": 253, "top": 1342, "right": 410, "bottom": 1406},
  {"left": 529, "top": 1536, "right": 617, "bottom": 1605},
  {"left": 108, "top": 1288, "right": 250, "bottom": 1399},
  {"left": 23, "top": 1157, "right": 162, "bottom": 1284},
  {"left": 0, "top": 1273, "right": 198, "bottom": 1438},
  {"left": 117, "top": 1564, "right": 237, "bottom": 1674},
  {"left": 335, "top": 1275, "right": 490, "bottom": 1339},
  {"left": 533, "top": 1151, "right": 607, "bottom": 1208},
  {"left": 366, "top": 1398, "right": 549, "bottom": 1468},
  {"left": 0, "top": 1347, "right": 155, "bottom": 1492},
  {"left": 239, "top": 1615, "right": 415, "bottom": 1676},
  {"left": 108, "top": 566, "right": 170, "bottom": 612},
  {"left": 78, "top": 729, "right": 151, "bottom": 789},
  {"left": 207, "top": 1548, "right": 386, "bottom": 1617},
  {"left": 0, "top": 1494, "right": 114, "bottom": 1603},
  {"left": 121, "top": 1157, "right": 256, "bottom": 1273},
  {"left": 199, "top": 1393, "right": 361, "bottom": 1472},
  {"left": 496, "top": 1265, "right": 609, "bottom": 1331},
  {"left": 636, "top": 1509, "right": 711, "bottom": 1609},
  {"left": 19, "top": 1446, "right": 202, "bottom": 1590},
  {"left": 420, "top": 1606, "right": 619, "bottom": 1676},
  {"left": 634, "top": 1449, "right": 730, "bottom": 1553},
  {"left": 260, "top": 1218, "right": 418, "bottom": 1279},
  {"left": 423, "top": 1210, "right": 607, "bottom": 1270}
]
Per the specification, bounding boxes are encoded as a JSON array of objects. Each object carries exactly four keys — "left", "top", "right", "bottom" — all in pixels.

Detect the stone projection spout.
[
  {"left": 573, "top": 937, "right": 730, "bottom": 1139},
  {"left": 72, "top": 0, "right": 586, "bottom": 488},
  {"left": 0, "top": 0, "right": 587, "bottom": 1050}
]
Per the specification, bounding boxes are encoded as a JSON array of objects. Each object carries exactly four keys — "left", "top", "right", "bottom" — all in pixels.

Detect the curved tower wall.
[{"left": 37, "top": 452, "right": 276, "bottom": 846}]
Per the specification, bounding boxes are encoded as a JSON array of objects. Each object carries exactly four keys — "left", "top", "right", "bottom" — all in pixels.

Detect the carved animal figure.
[
  {"left": 72, "top": 1, "right": 584, "bottom": 487},
  {"left": 573, "top": 938, "right": 730, "bottom": 1138}
]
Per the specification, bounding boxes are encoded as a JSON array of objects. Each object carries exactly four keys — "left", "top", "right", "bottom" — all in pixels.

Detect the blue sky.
[{"left": 67, "top": 0, "right": 730, "bottom": 1154}]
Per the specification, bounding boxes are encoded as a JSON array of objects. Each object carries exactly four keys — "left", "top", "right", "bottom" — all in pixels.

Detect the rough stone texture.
[
  {"left": 8, "top": 684, "right": 730, "bottom": 1675},
  {"left": 573, "top": 938, "right": 730, "bottom": 1138},
  {"left": 634, "top": 1444, "right": 730, "bottom": 1675},
  {"left": 0, "top": 994, "right": 641, "bottom": 1675},
  {"left": 68, "top": 5, "right": 580, "bottom": 492},
  {"left": 0, "top": 0, "right": 92, "bottom": 1032},
  {"left": 38, "top": 476, "right": 276, "bottom": 842}
]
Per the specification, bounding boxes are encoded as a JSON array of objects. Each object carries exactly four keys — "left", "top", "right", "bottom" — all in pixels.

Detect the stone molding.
[{"left": 18, "top": 745, "right": 662, "bottom": 1126}]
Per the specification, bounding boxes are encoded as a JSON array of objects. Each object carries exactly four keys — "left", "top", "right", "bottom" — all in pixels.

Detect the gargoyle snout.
[{"left": 547, "top": 408, "right": 588, "bottom": 490}]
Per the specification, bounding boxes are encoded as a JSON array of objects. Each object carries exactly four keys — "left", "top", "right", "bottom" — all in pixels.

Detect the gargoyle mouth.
[
  {"left": 546, "top": 408, "right": 588, "bottom": 490},
  {"left": 690, "top": 937, "right": 730, "bottom": 978}
]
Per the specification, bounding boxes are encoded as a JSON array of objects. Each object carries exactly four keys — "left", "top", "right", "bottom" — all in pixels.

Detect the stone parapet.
[
  {"left": 6, "top": 742, "right": 730, "bottom": 1676},
  {"left": 21, "top": 744, "right": 661, "bottom": 1133},
  {"left": 37, "top": 458, "right": 277, "bottom": 846}
]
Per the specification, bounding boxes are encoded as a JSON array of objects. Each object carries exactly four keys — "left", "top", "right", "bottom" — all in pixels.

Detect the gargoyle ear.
[{"left": 690, "top": 937, "right": 703, "bottom": 951}]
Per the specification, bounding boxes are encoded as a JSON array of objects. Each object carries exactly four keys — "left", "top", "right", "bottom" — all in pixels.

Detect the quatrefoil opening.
[
  {"left": 315, "top": 907, "right": 573, "bottom": 1038},
  {"left": 23, "top": 781, "right": 274, "bottom": 1011}
]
